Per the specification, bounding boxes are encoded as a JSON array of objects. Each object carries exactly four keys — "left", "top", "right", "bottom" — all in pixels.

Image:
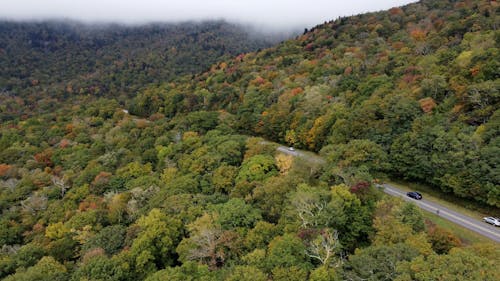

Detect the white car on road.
[{"left": 483, "top": 217, "right": 500, "bottom": 226}]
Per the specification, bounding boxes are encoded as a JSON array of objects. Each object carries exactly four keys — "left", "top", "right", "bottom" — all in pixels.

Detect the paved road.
[
  {"left": 276, "top": 146, "right": 326, "bottom": 164},
  {"left": 275, "top": 145, "right": 500, "bottom": 243},
  {"left": 381, "top": 184, "right": 500, "bottom": 243}
]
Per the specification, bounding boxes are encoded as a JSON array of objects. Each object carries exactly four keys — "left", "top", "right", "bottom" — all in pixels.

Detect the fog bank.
[{"left": 1, "top": 0, "right": 414, "bottom": 31}]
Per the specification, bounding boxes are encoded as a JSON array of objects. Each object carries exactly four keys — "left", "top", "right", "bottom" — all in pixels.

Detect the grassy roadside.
[
  {"left": 387, "top": 179, "right": 500, "bottom": 220},
  {"left": 422, "top": 210, "right": 493, "bottom": 245},
  {"left": 380, "top": 190, "right": 495, "bottom": 244}
]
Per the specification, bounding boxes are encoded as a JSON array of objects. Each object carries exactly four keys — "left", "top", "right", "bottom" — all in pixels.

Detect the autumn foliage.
[
  {"left": 0, "top": 164, "right": 13, "bottom": 177},
  {"left": 419, "top": 97, "right": 437, "bottom": 113},
  {"left": 0, "top": 0, "right": 498, "bottom": 280}
]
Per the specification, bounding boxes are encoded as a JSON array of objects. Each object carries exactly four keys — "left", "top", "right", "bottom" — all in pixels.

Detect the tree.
[
  {"left": 251, "top": 175, "right": 300, "bottom": 222},
  {"left": 244, "top": 221, "right": 280, "bottom": 250},
  {"left": 426, "top": 223, "right": 461, "bottom": 254},
  {"left": 176, "top": 213, "right": 239, "bottom": 269},
  {"left": 212, "top": 165, "right": 238, "bottom": 193},
  {"left": 305, "top": 228, "right": 342, "bottom": 268},
  {"left": 394, "top": 202, "right": 425, "bottom": 233},
  {"left": 116, "top": 161, "right": 152, "bottom": 180},
  {"left": 309, "top": 266, "right": 341, "bottom": 281},
  {"left": 243, "top": 137, "right": 276, "bottom": 159},
  {"left": 183, "top": 111, "right": 220, "bottom": 134},
  {"left": 420, "top": 75, "right": 447, "bottom": 101},
  {"left": 290, "top": 184, "right": 330, "bottom": 229},
  {"left": 90, "top": 171, "right": 112, "bottom": 194},
  {"left": 323, "top": 139, "right": 390, "bottom": 178},
  {"left": 225, "top": 266, "right": 267, "bottom": 281},
  {"left": 327, "top": 184, "right": 373, "bottom": 251},
  {"left": 236, "top": 154, "right": 278, "bottom": 183},
  {"left": 3, "top": 256, "right": 67, "bottom": 281},
  {"left": 21, "top": 193, "right": 48, "bottom": 214},
  {"left": 144, "top": 262, "right": 215, "bottom": 281},
  {"left": 306, "top": 112, "right": 336, "bottom": 151},
  {"left": 46, "top": 236, "right": 79, "bottom": 263},
  {"left": 372, "top": 199, "right": 433, "bottom": 257},
  {"left": 395, "top": 248, "right": 499, "bottom": 281},
  {"left": 107, "top": 192, "right": 130, "bottom": 224},
  {"left": 0, "top": 164, "right": 14, "bottom": 179},
  {"left": 70, "top": 255, "right": 126, "bottom": 281},
  {"left": 45, "top": 222, "right": 70, "bottom": 240},
  {"left": 12, "top": 243, "right": 46, "bottom": 270},
  {"left": 51, "top": 176, "right": 71, "bottom": 198},
  {"left": 373, "top": 199, "right": 415, "bottom": 245},
  {"left": 82, "top": 225, "right": 126, "bottom": 255},
  {"left": 272, "top": 266, "right": 308, "bottom": 281},
  {"left": 215, "top": 198, "right": 262, "bottom": 230},
  {"left": 275, "top": 153, "right": 294, "bottom": 175},
  {"left": 344, "top": 243, "right": 419, "bottom": 281},
  {"left": 130, "top": 209, "right": 182, "bottom": 274},
  {"left": 266, "top": 234, "right": 310, "bottom": 270}
]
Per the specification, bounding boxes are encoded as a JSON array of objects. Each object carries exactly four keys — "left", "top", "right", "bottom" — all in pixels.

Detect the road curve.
[
  {"left": 276, "top": 146, "right": 326, "bottom": 164},
  {"left": 273, "top": 144, "right": 500, "bottom": 243},
  {"left": 381, "top": 184, "right": 500, "bottom": 243}
]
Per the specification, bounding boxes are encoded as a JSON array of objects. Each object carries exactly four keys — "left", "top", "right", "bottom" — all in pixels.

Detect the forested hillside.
[
  {"left": 0, "top": 0, "right": 499, "bottom": 280},
  {"left": 0, "top": 20, "right": 280, "bottom": 114},
  {"left": 129, "top": 0, "right": 499, "bottom": 207}
]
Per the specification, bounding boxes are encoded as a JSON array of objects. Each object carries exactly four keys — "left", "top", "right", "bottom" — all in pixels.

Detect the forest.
[
  {"left": 0, "top": 20, "right": 281, "bottom": 110},
  {"left": 0, "top": 0, "right": 499, "bottom": 280}
]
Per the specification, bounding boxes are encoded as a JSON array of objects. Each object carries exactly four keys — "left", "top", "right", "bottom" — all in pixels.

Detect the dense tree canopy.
[{"left": 0, "top": 0, "right": 499, "bottom": 280}]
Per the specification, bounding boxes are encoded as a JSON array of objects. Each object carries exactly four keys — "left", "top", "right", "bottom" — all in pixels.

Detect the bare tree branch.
[{"left": 52, "top": 176, "right": 70, "bottom": 198}]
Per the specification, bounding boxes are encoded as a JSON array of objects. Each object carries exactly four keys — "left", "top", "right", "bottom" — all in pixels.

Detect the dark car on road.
[{"left": 407, "top": 191, "right": 422, "bottom": 200}]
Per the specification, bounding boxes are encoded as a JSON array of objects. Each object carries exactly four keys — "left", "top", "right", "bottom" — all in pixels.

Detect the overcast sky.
[{"left": 1, "top": 0, "right": 414, "bottom": 31}]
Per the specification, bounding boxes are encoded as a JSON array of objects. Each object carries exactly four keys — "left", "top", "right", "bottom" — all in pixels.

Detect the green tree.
[
  {"left": 177, "top": 213, "right": 239, "bottom": 269},
  {"left": 46, "top": 236, "right": 78, "bottom": 263},
  {"left": 12, "top": 243, "right": 46, "bottom": 270},
  {"left": 3, "top": 256, "right": 67, "bottom": 281},
  {"left": 236, "top": 154, "right": 278, "bottom": 183},
  {"left": 266, "top": 234, "right": 310, "bottom": 270},
  {"left": 212, "top": 165, "right": 238, "bottom": 193},
  {"left": 344, "top": 243, "right": 419, "bottom": 281},
  {"left": 323, "top": 139, "right": 390, "bottom": 178},
  {"left": 309, "top": 266, "right": 341, "bottom": 281},
  {"left": 395, "top": 248, "right": 499, "bottom": 281},
  {"left": 305, "top": 228, "right": 342, "bottom": 268},
  {"left": 71, "top": 255, "right": 126, "bottom": 281},
  {"left": 420, "top": 75, "right": 447, "bottom": 101},
  {"left": 130, "top": 208, "right": 182, "bottom": 275},
  {"left": 215, "top": 198, "right": 262, "bottom": 230},
  {"left": 144, "top": 262, "right": 215, "bottom": 281},
  {"left": 394, "top": 202, "right": 425, "bottom": 233},
  {"left": 82, "top": 225, "right": 127, "bottom": 255},
  {"left": 272, "top": 266, "right": 308, "bottom": 281},
  {"left": 327, "top": 184, "right": 373, "bottom": 250},
  {"left": 116, "top": 161, "right": 152, "bottom": 180},
  {"left": 244, "top": 221, "right": 280, "bottom": 250},
  {"left": 251, "top": 175, "right": 298, "bottom": 222},
  {"left": 225, "top": 266, "right": 267, "bottom": 281},
  {"left": 289, "top": 184, "right": 331, "bottom": 229}
]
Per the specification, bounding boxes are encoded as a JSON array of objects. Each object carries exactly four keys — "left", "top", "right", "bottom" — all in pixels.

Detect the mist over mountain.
[
  {"left": 1, "top": 0, "right": 414, "bottom": 32},
  {"left": 0, "top": 20, "right": 286, "bottom": 104}
]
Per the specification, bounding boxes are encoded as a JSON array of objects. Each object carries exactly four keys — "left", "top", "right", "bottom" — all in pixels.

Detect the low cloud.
[{"left": 1, "top": 0, "right": 414, "bottom": 31}]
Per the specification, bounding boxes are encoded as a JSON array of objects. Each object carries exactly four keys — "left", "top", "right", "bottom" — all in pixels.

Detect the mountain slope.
[
  {"left": 131, "top": 0, "right": 498, "bottom": 207},
  {"left": 0, "top": 1, "right": 499, "bottom": 280},
  {"left": 0, "top": 20, "right": 282, "bottom": 106}
]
